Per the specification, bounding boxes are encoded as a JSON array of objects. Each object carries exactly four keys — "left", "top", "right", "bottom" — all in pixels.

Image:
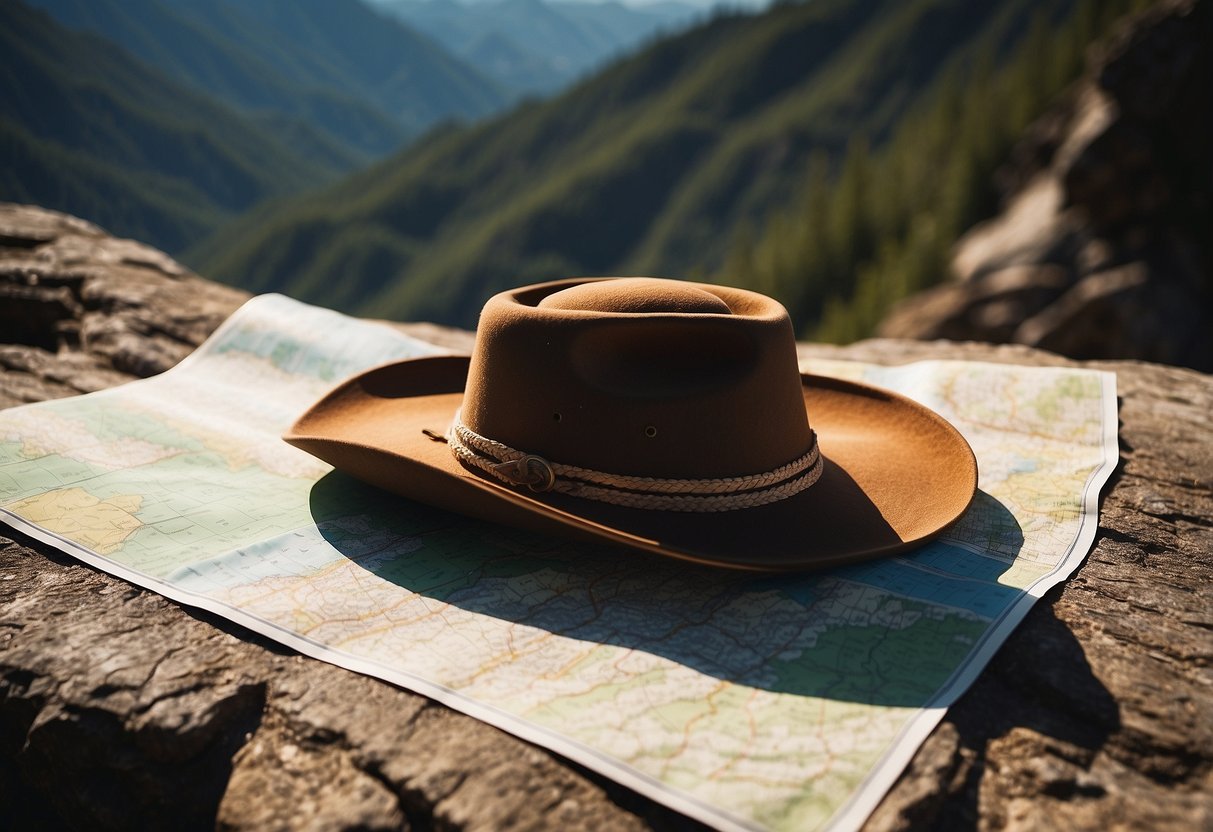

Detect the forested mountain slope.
[
  {"left": 23, "top": 0, "right": 507, "bottom": 159},
  {"left": 724, "top": 0, "right": 1152, "bottom": 340},
  {"left": 193, "top": 0, "right": 1109, "bottom": 328},
  {"left": 0, "top": 2, "right": 360, "bottom": 253}
]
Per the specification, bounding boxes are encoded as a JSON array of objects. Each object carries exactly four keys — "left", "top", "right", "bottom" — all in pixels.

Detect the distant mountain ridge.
[
  {"left": 23, "top": 0, "right": 508, "bottom": 159},
  {"left": 0, "top": 1, "right": 365, "bottom": 253},
  {"left": 372, "top": 0, "right": 701, "bottom": 94},
  {"left": 192, "top": 0, "right": 1089, "bottom": 328}
]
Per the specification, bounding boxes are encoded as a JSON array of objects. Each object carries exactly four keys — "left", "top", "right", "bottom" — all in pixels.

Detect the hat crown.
[
  {"left": 537, "top": 278, "right": 732, "bottom": 315},
  {"left": 461, "top": 278, "right": 813, "bottom": 479}
]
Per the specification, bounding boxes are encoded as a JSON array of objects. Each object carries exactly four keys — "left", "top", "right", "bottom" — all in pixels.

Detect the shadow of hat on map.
[{"left": 308, "top": 472, "right": 1024, "bottom": 706}]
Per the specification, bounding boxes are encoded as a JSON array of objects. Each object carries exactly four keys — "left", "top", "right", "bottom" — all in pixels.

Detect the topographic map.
[{"left": 0, "top": 295, "right": 1118, "bottom": 831}]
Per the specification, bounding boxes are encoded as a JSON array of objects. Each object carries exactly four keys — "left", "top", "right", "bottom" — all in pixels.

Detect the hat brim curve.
[{"left": 284, "top": 356, "right": 977, "bottom": 572}]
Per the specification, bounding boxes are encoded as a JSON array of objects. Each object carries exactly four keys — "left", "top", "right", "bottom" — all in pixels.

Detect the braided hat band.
[{"left": 447, "top": 409, "right": 823, "bottom": 513}]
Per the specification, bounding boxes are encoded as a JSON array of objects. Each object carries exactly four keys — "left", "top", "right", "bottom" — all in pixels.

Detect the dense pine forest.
[{"left": 724, "top": 0, "right": 1153, "bottom": 340}]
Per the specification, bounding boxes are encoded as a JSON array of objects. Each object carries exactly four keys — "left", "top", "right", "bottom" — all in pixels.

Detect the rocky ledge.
[{"left": 1, "top": 205, "right": 1211, "bottom": 830}]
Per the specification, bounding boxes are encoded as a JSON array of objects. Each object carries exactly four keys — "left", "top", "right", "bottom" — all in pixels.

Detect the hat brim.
[{"left": 284, "top": 356, "right": 977, "bottom": 572}]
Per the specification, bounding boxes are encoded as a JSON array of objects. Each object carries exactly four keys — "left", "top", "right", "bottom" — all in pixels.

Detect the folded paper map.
[{"left": 0, "top": 295, "right": 1118, "bottom": 831}]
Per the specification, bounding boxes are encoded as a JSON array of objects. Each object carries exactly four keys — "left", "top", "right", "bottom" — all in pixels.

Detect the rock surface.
[
  {"left": 0, "top": 203, "right": 248, "bottom": 409},
  {"left": 880, "top": 0, "right": 1213, "bottom": 372},
  {"left": 2, "top": 205, "right": 1211, "bottom": 830}
]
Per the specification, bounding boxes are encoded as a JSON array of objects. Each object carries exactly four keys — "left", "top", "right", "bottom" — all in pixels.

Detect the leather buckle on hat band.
[{"left": 491, "top": 455, "right": 557, "bottom": 492}]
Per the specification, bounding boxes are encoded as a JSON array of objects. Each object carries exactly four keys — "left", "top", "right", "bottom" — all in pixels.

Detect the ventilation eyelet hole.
[
  {"left": 552, "top": 412, "right": 562, "bottom": 423},
  {"left": 644, "top": 425, "right": 658, "bottom": 438}
]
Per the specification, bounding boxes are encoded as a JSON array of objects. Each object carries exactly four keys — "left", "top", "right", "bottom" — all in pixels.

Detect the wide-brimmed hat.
[{"left": 285, "top": 278, "right": 976, "bottom": 571}]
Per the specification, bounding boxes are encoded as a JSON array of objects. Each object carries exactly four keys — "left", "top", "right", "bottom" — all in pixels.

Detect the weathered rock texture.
[
  {"left": 880, "top": 0, "right": 1213, "bottom": 372},
  {"left": 0, "top": 203, "right": 249, "bottom": 409},
  {"left": 2, "top": 205, "right": 1211, "bottom": 830}
]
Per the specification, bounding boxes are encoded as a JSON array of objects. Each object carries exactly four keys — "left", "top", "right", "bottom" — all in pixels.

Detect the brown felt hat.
[{"left": 285, "top": 278, "right": 977, "bottom": 571}]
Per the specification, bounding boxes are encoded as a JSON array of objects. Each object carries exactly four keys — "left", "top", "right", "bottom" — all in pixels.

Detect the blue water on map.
[{"left": 837, "top": 543, "right": 1023, "bottom": 619}]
